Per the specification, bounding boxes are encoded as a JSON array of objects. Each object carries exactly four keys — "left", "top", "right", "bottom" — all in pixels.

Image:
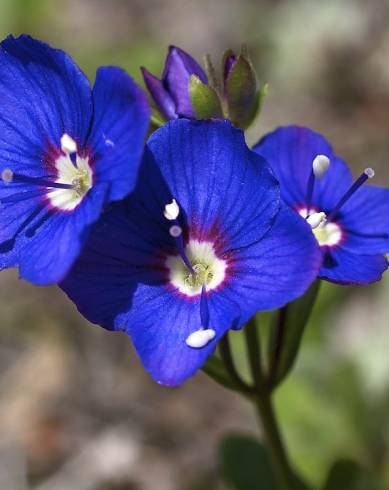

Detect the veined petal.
[
  {"left": 16, "top": 185, "right": 107, "bottom": 285},
  {"left": 320, "top": 248, "right": 388, "bottom": 285},
  {"left": 146, "top": 119, "right": 280, "bottom": 251},
  {"left": 253, "top": 126, "right": 353, "bottom": 211},
  {"left": 0, "top": 36, "right": 149, "bottom": 285},
  {"left": 223, "top": 205, "right": 322, "bottom": 313},
  {"left": 88, "top": 67, "right": 150, "bottom": 202},
  {"left": 61, "top": 119, "right": 285, "bottom": 385},
  {"left": 337, "top": 184, "right": 389, "bottom": 255},
  {"left": 0, "top": 34, "right": 92, "bottom": 168}
]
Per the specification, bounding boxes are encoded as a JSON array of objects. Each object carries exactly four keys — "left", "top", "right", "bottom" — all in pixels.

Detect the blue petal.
[
  {"left": 337, "top": 184, "right": 389, "bottom": 255},
  {"left": 61, "top": 119, "right": 283, "bottom": 385},
  {"left": 0, "top": 37, "right": 149, "bottom": 285},
  {"left": 253, "top": 126, "right": 353, "bottom": 212},
  {"left": 320, "top": 248, "right": 388, "bottom": 285},
  {"left": 14, "top": 185, "right": 107, "bottom": 285},
  {"left": 0, "top": 35, "right": 92, "bottom": 164},
  {"left": 88, "top": 66, "right": 150, "bottom": 202},
  {"left": 124, "top": 285, "right": 241, "bottom": 386},
  {"left": 141, "top": 67, "right": 177, "bottom": 119},
  {"left": 222, "top": 205, "right": 322, "bottom": 313},
  {"left": 146, "top": 119, "right": 280, "bottom": 251},
  {"left": 163, "top": 46, "right": 207, "bottom": 117}
]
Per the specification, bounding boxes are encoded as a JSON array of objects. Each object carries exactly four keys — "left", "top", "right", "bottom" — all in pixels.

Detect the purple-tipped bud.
[
  {"left": 141, "top": 67, "right": 176, "bottom": 119},
  {"left": 142, "top": 46, "right": 208, "bottom": 120},
  {"left": 223, "top": 52, "right": 238, "bottom": 86}
]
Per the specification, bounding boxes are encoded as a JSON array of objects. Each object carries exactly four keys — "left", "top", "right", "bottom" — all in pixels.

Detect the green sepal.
[
  {"left": 150, "top": 108, "right": 166, "bottom": 128},
  {"left": 267, "top": 280, "right": 321, "bottom": 389},
  {"left": 323, "top": 460, "right": 380, "bottom": 490},
  {"left": 224, "top": 53, "right": 258, "bottom": 129},
  {"left": 189, "top": 74, "right": 223, "bottom": 119}
]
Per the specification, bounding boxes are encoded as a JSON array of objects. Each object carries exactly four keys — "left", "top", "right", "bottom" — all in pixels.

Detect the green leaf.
[
  {"left": 218, "top": 434, "right": 276, "bottom": 490},
  {"left": 267, "top": 280, "right": 321, "bottom": 388},
  {"left": 323, "top": 460, "right": 380, "bottom": 490},
  {"left": 225, "top": 54, "right": 257, "bottom": 129},
  {"left": 189, "top": 75, "right": 223, "bottom": 119}
]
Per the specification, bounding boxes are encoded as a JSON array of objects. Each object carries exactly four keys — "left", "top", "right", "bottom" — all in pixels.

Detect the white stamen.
[
  {"left": 312, "top": 154, "right": 330, "bottom": 178},
  {"left": 186, "top": 329, "right": 216, "bottom": 348},
  {"left": 306, "top": 211, "right": 327, "bottom": 229},
  {"left": 164, "top": 199, "right": 180, "bottom": 220},
  {"left": 169, "top": 225, "right": 182, "bottom": 237},
  {"left": 364, "top": 167, "right": 375, "bottom": 179},
  {"left": 1, "top": 168, "right": 14, "bottom": 183},
  {"left": 61, "top": 133, "right": 77, "bottom": 154}
]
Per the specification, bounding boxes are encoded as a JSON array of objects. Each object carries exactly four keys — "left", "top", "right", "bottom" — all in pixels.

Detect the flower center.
[
  {"left": 166, "top": 240, "right": 227, "bottom": 296},
  {"left": 48, "top": 134, "right": 93, "bottom": 211},
  {"left": 299, "top": 208, "right": 342, "bottom": 247},
  {"left": 312, "top": 221, "right": 342, "bottom": 246}
]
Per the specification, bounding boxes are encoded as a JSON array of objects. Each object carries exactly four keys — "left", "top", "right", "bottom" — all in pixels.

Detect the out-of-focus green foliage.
[
  {"left": 218, "top": 434, "right": 276, "bottom": 490},
  {"left": 323, "top": 459, "right": 380, "bottom": 490}
]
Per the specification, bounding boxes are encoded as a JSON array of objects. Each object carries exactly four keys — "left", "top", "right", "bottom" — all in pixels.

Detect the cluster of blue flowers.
[{"left": 1, "top": 36, "right": 388, "bottom": 386}]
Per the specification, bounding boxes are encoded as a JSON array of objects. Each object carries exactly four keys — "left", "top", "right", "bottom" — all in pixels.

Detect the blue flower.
[
  {"left": 253, "top": 126, "right": 389, "bottom": 284},
  {"left": 0, "top": 35, "right": 150, "bottom": 285},
  {"left": 141, "top": 46, "right": 207, "bottom": 119},
  {"left": 60, "top": 119, "right": 321, "bottom": 386}
]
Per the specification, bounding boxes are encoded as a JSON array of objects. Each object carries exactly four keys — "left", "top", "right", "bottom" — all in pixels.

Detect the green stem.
[
  {"left": 219, "top": 333, "right": 252, "bottom": 394},
  {"left": 267, "top": 305, "right": 288, "bottom": 387},
  {"left": 254, "top": 394, "right": 296, "bottom": 490},
  {"left": 245, "top": 318, "right": 297, "bottom": 490},
  {"left": 244, "top": 317, "right": 265, "bottom": 389}
]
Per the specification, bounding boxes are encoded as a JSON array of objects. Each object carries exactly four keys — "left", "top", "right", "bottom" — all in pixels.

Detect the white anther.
[
  {"left": 164, "top": 199, "right": 180, "bottom": 220},
  {"left": 186, "top": 328, "right": 216, "bottom": 348},
  {"left": 306, "top": 211, "right": 327, "bottom": 229},
  {"left": 364, "top": 167, "right": 375, "bottom": 179},
  {"left": 1, "top": 168, "right": 14, "bottom": 183},
  {"left": 169, "top": 225, "right": 182, "bottom": 237},
  {"left": 312, "top": 154, "right": 330, "bottom": 178},
  {"left": 61, "top": 133, "right": 77, "bottom": 154}
]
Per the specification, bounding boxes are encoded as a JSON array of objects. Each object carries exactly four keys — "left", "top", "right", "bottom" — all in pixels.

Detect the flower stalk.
[{"left": 244, "top": 318, "right": 297, "bottom": 490}]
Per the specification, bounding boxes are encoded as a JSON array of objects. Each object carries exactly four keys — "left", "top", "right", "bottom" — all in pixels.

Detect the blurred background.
[{"left": 1, "top": 0, "right": 389, "bottom": 488}]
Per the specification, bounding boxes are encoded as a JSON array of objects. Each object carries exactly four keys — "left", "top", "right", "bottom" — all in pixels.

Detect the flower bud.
[
  {"left": 142, "top": 46, "right": 207, "bottom": 120},
  {"left": 223, "top": 47, "right": 266, "bottom": 130}
]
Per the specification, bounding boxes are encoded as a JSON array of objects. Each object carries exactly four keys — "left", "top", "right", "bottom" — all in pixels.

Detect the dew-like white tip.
[
  {"left": 306, "top": 211, "right": 327, "bottom": 229},
  {"left": 61, "top": 133, "right": 77, "bottom": 154},
  {"left": 169, "top": 225, "right": 182, "bottom": 238},
  {"left": 312, "top": 154, "right": 330, "bottom": 178},
  {"left": 186, "top": 329, "right": 216, "bottom": 348},
  {"left": 1, "top": 168, "right": 13, "bottom": 183},
  {"left": 364, "top": 167, "right": 375, "bottom": 179},
  {"left": 164, "top": 199, "right": 180, "bottom": 220}
]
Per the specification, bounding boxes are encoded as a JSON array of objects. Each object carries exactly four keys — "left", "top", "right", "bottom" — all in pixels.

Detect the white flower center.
[
  {"left": 165, "top": 240, "right": 227, "bottom": 296},
  {"left": 299, "top": 208, "right": 342, "bottom": 247},
  {"left": 48, "top": 153, "right": 93, "bottom": 211}
]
